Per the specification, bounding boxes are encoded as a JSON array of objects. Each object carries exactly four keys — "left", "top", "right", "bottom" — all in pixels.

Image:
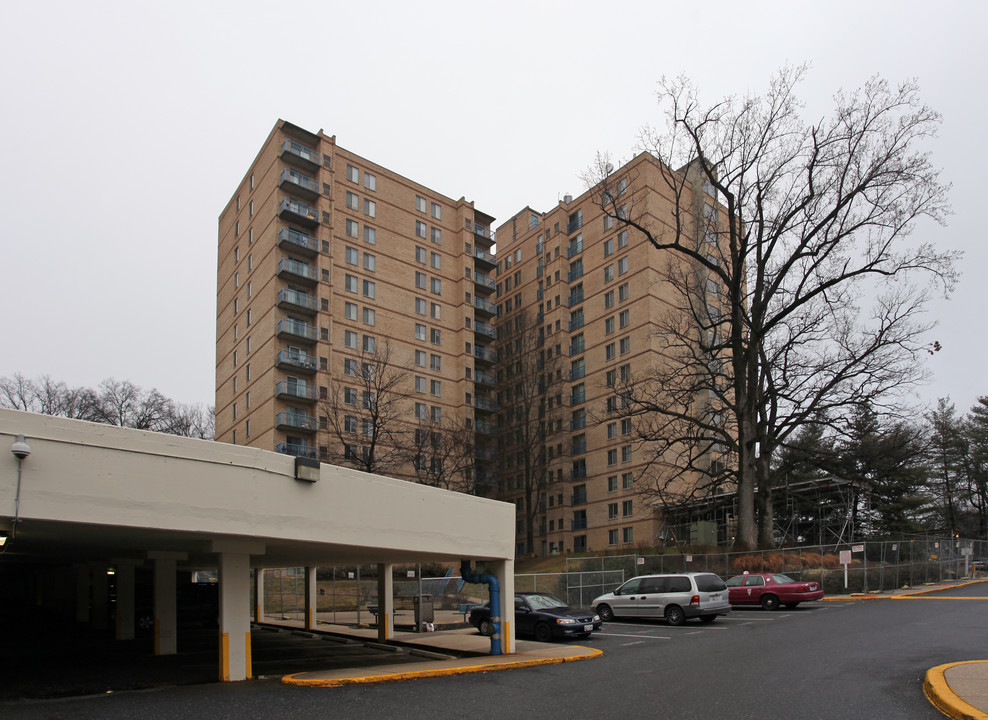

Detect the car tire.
[
  {"left": 784, "top": 602, "right": 800, "bottom": 609},
  {"left": 699, "top": 615, "right": 716, "bottom": 624},
  {"left": 597, "top": 604, "right": 614, "bottom": 622},
  {"left": 479, "top": 620, "right": 495, "bottom": 636},
  {"left": 534, "top": 623, "right": 552, "bottom": 642},
  {"left": 760, "top": 594, "right": 780, "bottom": 611},
  {"left": 665, "top": 605, "right": 686, "bottom": 626}
]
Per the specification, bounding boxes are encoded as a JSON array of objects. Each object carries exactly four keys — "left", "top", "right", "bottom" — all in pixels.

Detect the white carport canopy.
[{"left": 0, "top": 409, "right": 515, "bottom": 681}]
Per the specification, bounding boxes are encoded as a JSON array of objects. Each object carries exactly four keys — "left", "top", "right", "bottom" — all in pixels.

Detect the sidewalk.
[{"left": 825, "top": 578, "right": 988, "bottom": 719}]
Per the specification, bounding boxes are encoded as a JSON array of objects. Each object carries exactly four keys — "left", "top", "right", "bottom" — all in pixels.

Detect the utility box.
[{"left": 414, "top": 595, "right": 434, "bottom": 626}]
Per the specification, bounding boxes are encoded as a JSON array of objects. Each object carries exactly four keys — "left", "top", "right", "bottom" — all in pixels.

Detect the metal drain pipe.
[{"left": 460, "top": 560, "right": 501, "bottom": 655}]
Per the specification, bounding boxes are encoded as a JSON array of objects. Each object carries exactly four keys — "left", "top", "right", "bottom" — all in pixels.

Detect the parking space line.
[{"left": 596, "top": 632, "right": 671, "bottom": 640}]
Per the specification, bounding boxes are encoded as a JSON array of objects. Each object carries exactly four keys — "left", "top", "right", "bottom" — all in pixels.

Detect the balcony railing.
[
  {"left": 276, "top": 412, "right": 317, "bottom": 432},
  {"left": 277, "top": 318, "right": 318, "bottom": 343},
  {"left": 280, "top": 168, "right": 320, "bottom": 198},
  {"left": 474, "top": 370, "right": 496, "bottom": 387},
  {"left": 474, "top": 247, "right": 496, "bottom": 266},
  {"left": 568, "top": 317, "right": 584, "bottom": 332},
  {"left": 278, "top": 227, "right": 319, "bottom": 257},
  {"left": 474, "top": 321, "right": 496, "bottom": 339},
  {"left": 280, "top": 138, "right": 321, "bottom": 168},
  {"left": 278, "top": 288, "right": 318, "bottom": 314},
  {"left": 474, "top": 419, "right": 497, "bottom": 435},
  {"left": 571, "top": 493, "right": 587, "bottom": 506},
  {"left": 475, "top": 447, "right": 497, "bottom": 462},
  {"left": 474, "top": 296, "right": 497, "bottom": 316},
  {"left": 570, "top": 390, "right": 586, "bottom": 405},
  {"left": 567, "top": 290, "right": 584, "bottom": 307},
  {"left": 474, "top": 346, "right": 498, "bottom": 363},
  {"left": 277, "top": 348, "right": 317, "bottom": 373},
  {"left": 474, "top": 396, "right": 498, "bottom": 413},
  {"left": 567, "top": 241, "right": 583, "bottom": 258},
  {"left": 569, "top": 366, "right": 586, "bottom": 381},
  {"left": 472, "top": 224, "right": 495, "bottom": 241},
  {"left": 275, "top": 380, "right": 317, "bottom": 402},
  {"left": 473, "top": 272, "right": 496, "bottom": 292},
  {"left": 279, "top": 197, "right": 319, "bottom": 227},
  {"left": 571, "top": 518, "right": 588, "bottom": 531},
  {"left": 474, "top": 471, "right": 498, "bottom": 486},
  {"left": 571, "top": 466, "right": 588, "bottom": 481},
  {"left": 567, "top": 267, "right": 584, "bottom": 283},
  {"left": 278, "top": 257, "right": 318, "bottom": 284},
  {"left": 276, "top": 442, "right": 316, "bottom": 459},
  {"left": 569, "top": 342, "right": 585, "bottom": 356},
  {"left": 570, "top": 416, "right": 587, "bottom": 431}
]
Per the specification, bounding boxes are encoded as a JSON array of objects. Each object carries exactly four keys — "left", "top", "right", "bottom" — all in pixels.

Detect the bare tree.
[
  {"left": 586, "top": 67, "right": 956, "bottom": 549},
  {"left": 167, "top": 403, "right": 216, "bottom": 439},
  {"left": 319, "top": 342, "right": 411, "bottom": 475},
  {"left": 409, "top": 414, "right": 477, "bottom": 493},
  {"left": 497, "top": 309, "right": 565, "bottom": 554},
  {"left": 93, "top": 378, "right": 174, "bottom": 431}
]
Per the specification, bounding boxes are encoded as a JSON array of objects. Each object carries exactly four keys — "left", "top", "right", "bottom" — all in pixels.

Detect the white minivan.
[{"left": 592, "top": 572, "right": 731, "bottom": 625}]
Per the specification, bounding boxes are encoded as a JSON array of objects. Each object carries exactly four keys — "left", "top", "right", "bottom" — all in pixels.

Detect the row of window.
[
  {"left": 414, "top": 376, "right": 443, "bottom": 397},
  {"left": 414, "top": 323, "right": 443, "bottom": 345},
  {"left": 344, "top": 219, "right": 376, "bottom": 244},
  {"left": 345, "top": 164, "right": 377, "bottom": 191}
]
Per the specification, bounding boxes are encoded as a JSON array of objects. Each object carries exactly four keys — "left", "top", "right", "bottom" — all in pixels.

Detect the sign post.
[{"left": 840, "top": 550, "right": 852, "bottom": 589}]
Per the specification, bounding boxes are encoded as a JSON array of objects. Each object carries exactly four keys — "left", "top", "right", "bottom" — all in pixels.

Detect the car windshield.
[
  {"left": 772, "top": 574, "right": 795, "bottom": 584},
  {"left": 524, "top": 594, "right": 566, "bottom": 610},
  {"left": 695, "top": 574, "right": 727, "bottom": 592}
]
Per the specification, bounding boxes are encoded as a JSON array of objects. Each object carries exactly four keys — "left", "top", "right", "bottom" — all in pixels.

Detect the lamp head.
[{"left": 11, "top": 435, "right": 31, "bottom": 460}]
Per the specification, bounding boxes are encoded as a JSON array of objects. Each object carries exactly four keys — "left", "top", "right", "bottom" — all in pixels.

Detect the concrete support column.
[
  {"left": 376, "top": 563, "right": 394, "bottom": 642},
  {"left": 74, "top": 565, "right": 91, "bottom": 623},
  {"left": 150, "top": 552, "right": 185, "bottom": 656},
  {"left": 218, "top": 551, "right": 252, "bottom": 681},
  {"left": 114, "top": 561, "right": 138, "bottom": 641},
  {"left": 254, "top": 568, "right": 264, "bottom": 623},
  {"left": 91, "top": 565, "right": 109, "bottom": 631},
  {"left": 492, "top": 559, "right": 515, "bottom": 654},
  {"left": 305, "top": 566, "right": 318, "bottom": 631}
]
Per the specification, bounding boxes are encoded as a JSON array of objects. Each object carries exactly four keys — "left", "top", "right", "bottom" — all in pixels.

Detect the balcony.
[
  {"left": 276, "top": 442, "right": 316, "bottom": 459},
  {"left": 280, "top": 168, "right": 320, "bottom": 200},
  {"left": 571, "top": 466, "right": 588, "bottom": 481},
  {"left": 568, "top": 317, "right": 585, "bottom": 332},
  {"left": 567, "top": 241, "right": 583, "bottom": 258},
  {"left": 571, "top": 492, "right": 587, "bottom": 506},
  {"left": 473, "top": 271, "right": 496, "bottom": 294},
  {"left": 276, "top": 348, "right": 317, "bottom": 374},
  {"left": 275, "top": 380, "right": 317, "bottom": 403},
  {"left": 278, "top": 257, "right": 318, "bottom": 286},
  {"left": 569, "top": 366, "right": 586, "bottom": 381},
  {"left": 475, "top": 447, "right": 497, "bottom": 462},
  {"left": 474, "top": 396, "right": 498, "bottom": 413},
  {"left": 276, "top": 411, "right": 317, "bottom": 433},
  {"left": 279, "top": 197, "right": 319, "bottom": 228},
  {"left": 474, "top": 296, "right": 497, "bottom": 317},
  {"left": 474, "top": 471, "right": 498, "bottom": 487},
  {"left": 570, "top": 389, "right": 586, "bottom": 405},
  {"left": 472, "top": 224, "right": 495, "bottom": 242},
  {"left": 277, "top": 318, "right": 318, "bottom": 344},
  {"left": 474, "top": 419, "right": 497, "bottom": 435},
  {"left": 568, "top": 342, "right": 585, "bottom": 356},
  {"left": 474, "top": 346, "right": 498, "bottom": 364},
  {"left": 571, "top": 518, "right": 588, "bottom": 531},
  {"left": 474, "top": 246, "right": 496, "bottom": 268},
  {"left": 473, "top": 321, "right": 496, "bottom": 339},
  {"left": 570, "top": 416, "right": 587, "bottom": 431},
  {"left": 278, "top": 227, "right": 319, "bottom": 257},
  {"left": 567, "top": 290, "right": 584, "bottom": 307},
  {"left": 474, "top": 369, "right": 496, "bottom": 387},
  {"left": 567, "top": 267, "right": 584, "bottom": 283},
  {"left": 280, "top": 138, "right": 321, "bottom": 170},
  {"left": 278, "top": 288, "right": 318, "bottom": 315}
]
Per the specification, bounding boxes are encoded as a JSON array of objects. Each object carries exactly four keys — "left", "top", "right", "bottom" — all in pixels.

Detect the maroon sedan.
[{"left": 725, "top": 573, "right": 824, "bottom": 610}]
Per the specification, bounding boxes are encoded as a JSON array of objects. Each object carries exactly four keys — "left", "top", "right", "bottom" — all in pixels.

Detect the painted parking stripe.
[{"left": 596, "top": 632, "right": 671, "bottom": 640}]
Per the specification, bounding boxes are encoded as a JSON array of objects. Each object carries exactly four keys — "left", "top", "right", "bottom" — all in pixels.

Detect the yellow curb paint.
[
  {"left": 220, "top": 633, "right": 230, "bottom": 682},
  {"left": 822, "top": 579, "right": 988, "bottom": 601},
  {"left": 245, "top": 632, "right": 253, "bottom": 680},
  {"left": 924, "top": 661, "right": 988, "bottom": 720},
  {"left": 282, "top": 647, "right": 605, "bottom": 688}
]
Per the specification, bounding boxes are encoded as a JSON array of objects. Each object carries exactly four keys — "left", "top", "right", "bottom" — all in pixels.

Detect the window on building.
[
  {"left": 619, "top": 309, "right": 630, "bottom": 328},
  {"left": 346, "top": 246, "right": 358, "bottom": 265},
  {"left": 431, "top": 277, "right": 441, "bottom": 294},
  {"left": 608, "top": 475, "right": 618, "bottom": 492},
  {"left": 431, "top": 227, "right": 441, "bottom": 244},
  {"left": 362, "top": 307, "right": 375, "bottom": 325},
  {"left": 416, "top": 220, "right": 427, "bottom": 238},
  {"left": 430, "top": 379, "right": 441, "bottom": 396},
  {"left": 605, "top": 317, "right": 615, "bottom": 335},
  {"left": 415, "top": 298, "right": 426, "bottom": 315},
  {"left": 604, "top": 264, "right": 614, "bottom": 282},
  {"left": 415, "top": 324, "right": 426, "bottom": 341},
  {"left": 622, "top": 445, "right": 632, "bottom": 462},
  {"left": 619, "top": 283, "right": 629, "bottom": 302},
  {"left": 620, "top": 337, "right": 630, "bottom": 354},
  {"left": 415, "top": 376, "right": 426, "bottom": 393},
  {"left": 431, "top": 202, "right": 441, "bottom": 219},
  {"left": 603, "top": 238, "right": 614, "bottom": 257},
  {"left": 416, "top": 196, "right": 426, "bottom": 213},
  {"left": 344, "top": 302, "right": 358, "bottom": 320},
  {"left": 608, "top": 529, "right": 619, "bottom": 545},
  {"left": 364, "top": 199, "right": 376, "bottom": 217},
  {"left": 622, "top": 472, "right": 633, "bottom": 489},
  {"left": 345, "top": 274, "right": 358, "bottom": 293},
  {"left": 416, "top": 271, "right": 427, "bottom": 289},
  {"left": 430, "top": 328, "right": 441, "bottom": 345},
  {"left": 363, "top": 335, "right": 376, "bottom": 353},
  {"left": 622, "top": 499, "right": 633, "bottom": 516},
  {"left": 344, "top": 358, "right": 358, "bottom": 376},
  {"left": 344, "top": 387, "right": 357, "bottom": 405},
  {"left": 345, "top": 415, "right": 357, "bottom": 433},
  {"left": 622, "top": 418, "right": 632, "bottom": 435},
  {"left": 346, "top": 165, "right": 359, "bottom": 183},
  {"left": 364, "top": 253, "right": 376, "bottom": 271},
  {"left": 364, "top": 172, "right": 376, "bottom": 191},
  {"left": 607, "top": 449, "right": 617, "bottom": 466},
  {"left": 430, "top": 354, "right": 441, "bottom": 371},
  {"left": 415, "top": 350, "right": 426, "bottom": 367},
  {"left": 607, "top": 422, "right": 617, "bottom": 439},
  {"left": 618, "top": 257, "right": 629, "bottom": 276},
  {"left": 430, "top": 252, "right": 441, "bottom": 269},
  {"left": 608, "top": 503, "right": 618, "bottom": 520},
  {"left": 345, "top": 219, "right": 359, "bottom": 237},
  {"left": 363, "top": 280, "right": 375, "bottom": 298},
  {"left": 345, "top": 330, "right": 357, "bottom": 348},
  {"left": 430, "top": 302, "right": 441, "bottom": 319},
  {"left": 363, "top": 226, "right": 376, "bottom": 244},
  {"left": 346, "top": 192, "right": 358, "bottom": 210}
]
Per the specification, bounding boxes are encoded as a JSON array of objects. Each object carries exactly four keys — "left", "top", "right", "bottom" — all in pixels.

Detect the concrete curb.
[
  {"left": 282, "top": 646, "right": 605, "bottom": 688},
  {"left": 822, "top": 578, "right": 988, "bottom": 601},
  {"left": 924, "top": 662, "right": 988, "bottom": 720}
]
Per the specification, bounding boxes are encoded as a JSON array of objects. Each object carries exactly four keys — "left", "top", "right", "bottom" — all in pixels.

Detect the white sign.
[
  {"left": 637, "top": 557, "right": 645, "bottom": 565},
  {"left": 852, "top": 544, "right": 864, "bottom": 553},
  {"left": 407, "top": 570, "right": 416, "bottom": 577},
  {"left": 685, "top": 555, "right": 693, "bottom": 562},
  {"left": 962, "top": 547, "right": 973, "bottom": 556},
  {"left": 892, "top": 544, "right": 898, "bottom": 551},
  {"left": 840, "top": 550, "right": 852, "bottom": 565}
]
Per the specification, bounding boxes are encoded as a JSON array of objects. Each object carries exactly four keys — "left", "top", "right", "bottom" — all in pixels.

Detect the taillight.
[{"left": 690, "top": 595, "right": 700, "bottom": 606}]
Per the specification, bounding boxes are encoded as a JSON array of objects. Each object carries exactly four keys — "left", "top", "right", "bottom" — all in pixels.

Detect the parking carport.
[{"left": 0, "top": 409, "right": 515, "bottom": 683}]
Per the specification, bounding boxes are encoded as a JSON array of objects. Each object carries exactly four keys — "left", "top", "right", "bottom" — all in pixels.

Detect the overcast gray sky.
[{"left": 1, "top": 0, "right": 984, "bottom": 415}]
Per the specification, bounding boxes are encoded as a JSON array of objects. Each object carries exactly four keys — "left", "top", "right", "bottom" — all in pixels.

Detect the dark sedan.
[{"left": 468, "top": 592, "right": 601, "bottom": 642}]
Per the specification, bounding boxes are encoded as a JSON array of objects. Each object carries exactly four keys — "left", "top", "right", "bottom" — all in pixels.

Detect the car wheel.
[
  {"left": 784, "top": 602, "right": 800, "bottom": 609},
  {"left": 479, "top": 620, "right": 495, "bottom": 636},
  {"left": 760, "top": 594, "right": 780, "bottom": 611},
  {"left": 665, "top": 605, "right": 686, "bottom": 626},
  {"left": 597, "top": 604, "right": 614, "bottom": 621},
  {"left": 534, "top": 623, "right": 552, "bottom": 642},
  {"left": 699, "top": 615, "right": 716, "bottom": 624}
]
